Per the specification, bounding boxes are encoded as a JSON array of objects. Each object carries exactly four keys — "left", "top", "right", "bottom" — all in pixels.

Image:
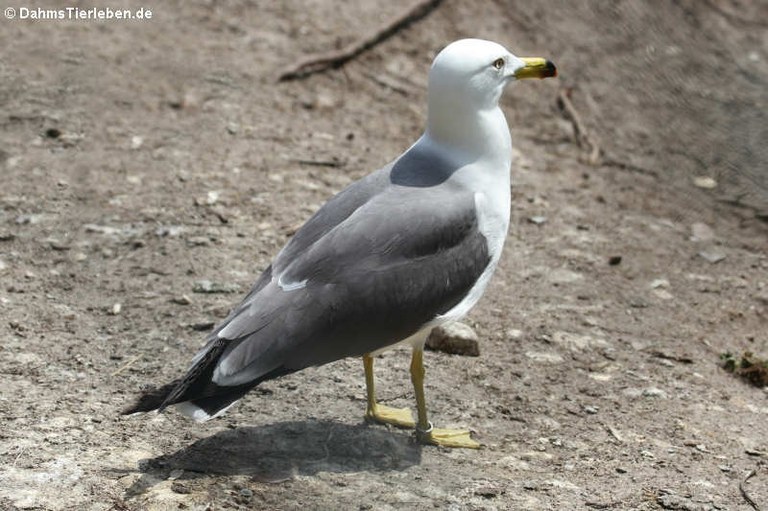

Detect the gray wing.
[{"left": 210, "top": 182, "right": 491, "bottom": 386}]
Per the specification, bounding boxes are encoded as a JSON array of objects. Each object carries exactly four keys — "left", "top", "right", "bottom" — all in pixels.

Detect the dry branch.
[
  {"left": 278, "top": 0, "right": 443, "bottom": 81},
  {"left": 740, "top": 465, "right": 764, "bottom": 511}
]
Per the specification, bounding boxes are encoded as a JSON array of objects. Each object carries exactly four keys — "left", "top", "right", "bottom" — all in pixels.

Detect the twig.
[
  {"left": 740, "top": 465, "right": 764, "bottom": 511},
  {"left": 556, "top": 87, "right": 601, "bottom": 165},
  {"left": 649, "top": 350, "right": 693, "bottom": 364},
  {"left": 278, "top": 0, "right": 443, "bottom": 81},
  {"left": 601, "top": 157, "right": 659, "bottom": 178},
  {"left": 602, "top": 422, "right": 624, "bottom": 443},
  {"left": 585, "top": 501, "right": 619, "bottom": 509},
  {"left": 291, "top": 158, "right": 346, "bottom": 168},
  {"left": 111, "top": 355, "right": 141, "bottom": 377}
]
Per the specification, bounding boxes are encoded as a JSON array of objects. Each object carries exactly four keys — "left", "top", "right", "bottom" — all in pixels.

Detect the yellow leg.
[
  {"left": 363, "top": 354, "right": 415, "bottom": 429},
  {"left": 410, "top": 348, "right": 480, "bottom": 449}
]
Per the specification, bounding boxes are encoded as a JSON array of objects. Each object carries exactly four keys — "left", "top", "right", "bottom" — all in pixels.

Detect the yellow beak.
[{"left": 514, "top": 57, "right": 558, "bottom": 80}]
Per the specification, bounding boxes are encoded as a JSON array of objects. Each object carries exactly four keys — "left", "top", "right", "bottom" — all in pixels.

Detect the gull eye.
[{"left": 492, "top": 58, "right": 505, "bottom": 70}]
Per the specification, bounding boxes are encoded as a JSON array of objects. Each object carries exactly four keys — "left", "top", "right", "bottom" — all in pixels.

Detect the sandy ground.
[{"left": 1, "top": 1, "right": 767, "bottom": 510}]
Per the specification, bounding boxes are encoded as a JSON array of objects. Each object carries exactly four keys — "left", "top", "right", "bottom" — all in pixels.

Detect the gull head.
[{"left": 428, "top": 39, "right": 557, "bottom": 111}]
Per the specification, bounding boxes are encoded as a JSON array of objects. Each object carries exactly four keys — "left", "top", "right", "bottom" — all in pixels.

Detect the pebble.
[
  {"left": 698, "top": 250, "right": 726, "bottom": 264},
  {"left": 190, "top": 321, "right": 215, "bottom": 331},
  {"left": 426, "top": 322, "right": 479, "bottom": 356},
  {"left": 109, "top": 303, "right": 122, "bottom": 315},
  {"left": 642, "top": 387, "right": 668, "bottom": 398},
  {"left": 527, "top": 216, "right": 547, "bottom": 225},
  {"left": 690, "top": 222, "right": 714, "bottom": 242},
  {"left": 187, "top": 236, "right": 210, "bottom": 247},
  {"left": 193, "top": 280, "right": 240, "bottom": 294},
  {"left": 693, "top": 176, "right": 717, "bottom": 189},
  {"left": 156, "top": 225, "right": 184, "bottom": 237},
  {"left": 15, "top": 214, "right": 42, "bottom": 225},
  {"left": 171, "top": 294, "right": 192, "bottom": 305}
]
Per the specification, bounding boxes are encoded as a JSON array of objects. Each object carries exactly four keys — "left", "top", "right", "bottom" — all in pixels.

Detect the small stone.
[
  {"left": 168, "top": 469, "right": 184, "bottom": 480},
  {"left": 426, "top": 322, "right": 480, "bottom": 356},
  {"left": 49, "top": 239, "right": 71, "bottom": 251},
  {"left": 583, "top": 405, "right": 599, "bottom": 414},
  {"left": 474, "top": 484, "right": 503, "bottom": 498},
  {"left": 193, "top": 280, "right": 240, "bottom": 294},
  {"left": 690, "top": 223, "right": 714, "bottom": 242},
  {"left": 507, "top": 328, "right": 524, "bottom": 340},
  {"left": 190, "top": 321, "right": 215, "bottom": 331},
  {"left": 650, "top": 278, "right": 670, "bottom": 289},
  {"left": 239, "top": 488, "right": 253, "bottom": 498},
  {"left": 187, "top": 236, "right": 210, "bottom": 247},
  {"left": 0, "top": 260, "right": 7, "bottom": 273},
  {"left": 15, "top": 214, "right": 41, "bottom": 225},
  {"left": 693, "top": 176, "right": 717, "bottom": 189},
  {"left": 109, "top": 303, "right": 122, "bottom": 315},
  {"left": 130, "top": 135, "right": 144, "bottom": 149},
  {"left": 171, "top": 294, "right": 192, "bottom": 305},
  {"left": 206, "top": 190, "right": 220, "bottom": 205},
  {"left": 718, "top": 465, "right": 731, "bottom": 472},
  {"left": 653, "top": 289, "right": 674, "bottom": 300},
  {"left": 227, "top": 123, "right": 240, "bottom": 135},
  {"left": 155, "top": 225, "right": 184, "bottom": 237},
  {"left": 642, "top": 387, "right": 667, "bottom": 398},
  {"left": 171, "top": 481, "right": 190, "bottom": 494},
  {"left": 527, "top": 216, "right": 547, "bottom": 225},
  {"left": 698, "top": 250, "right": 726, "bottom": 264}
]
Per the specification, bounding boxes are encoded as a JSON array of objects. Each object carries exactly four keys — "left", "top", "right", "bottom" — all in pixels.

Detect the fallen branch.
[
  {"left": 278, "top": 0, "right": 443, "bottom": 81},
  {"left": 740, "top": 465, "right": 764, "bottom": 511},
  {"left": 557, "top": 87, "right": 601, "bottom": 165}
]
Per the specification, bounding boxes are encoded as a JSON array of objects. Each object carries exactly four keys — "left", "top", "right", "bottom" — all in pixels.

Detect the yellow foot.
[
  {"left": 365, "top": 404, "right": 416, "bottom": 429},
  {"left": 418, "top": 426, "right": 481, "bottom": 449}
]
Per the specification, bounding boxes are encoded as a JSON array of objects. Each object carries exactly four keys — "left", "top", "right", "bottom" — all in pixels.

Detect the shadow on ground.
[{"left": 124, "top": 420, "right": 421, "bottom": 496}]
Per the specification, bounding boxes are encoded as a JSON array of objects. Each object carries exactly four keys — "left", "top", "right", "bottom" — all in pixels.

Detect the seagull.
[{"left": 123, "top": 39, "right": 556, "bottom": 449}]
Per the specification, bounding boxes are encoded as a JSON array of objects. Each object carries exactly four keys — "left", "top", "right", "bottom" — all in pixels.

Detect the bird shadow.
[{"left": 124, "top": 420, "right": 421, "bottom": 496}]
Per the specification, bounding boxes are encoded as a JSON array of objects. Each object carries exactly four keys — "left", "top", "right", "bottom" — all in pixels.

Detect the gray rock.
[
  {"left": 698, "top": 250, "right": 726, "bottom": 264},
  {"left": 426, "top": 322, "right": 480, "bottom": 356}
]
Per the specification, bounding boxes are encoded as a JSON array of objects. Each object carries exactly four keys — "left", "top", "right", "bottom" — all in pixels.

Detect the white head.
[{"left": 428, "top": 38, "right": 557, "bottom": 111}]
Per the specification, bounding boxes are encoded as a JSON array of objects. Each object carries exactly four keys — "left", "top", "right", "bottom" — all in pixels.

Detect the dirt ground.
[{"left": 1, "top": 1, "right": 767, "bottom": 510}]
